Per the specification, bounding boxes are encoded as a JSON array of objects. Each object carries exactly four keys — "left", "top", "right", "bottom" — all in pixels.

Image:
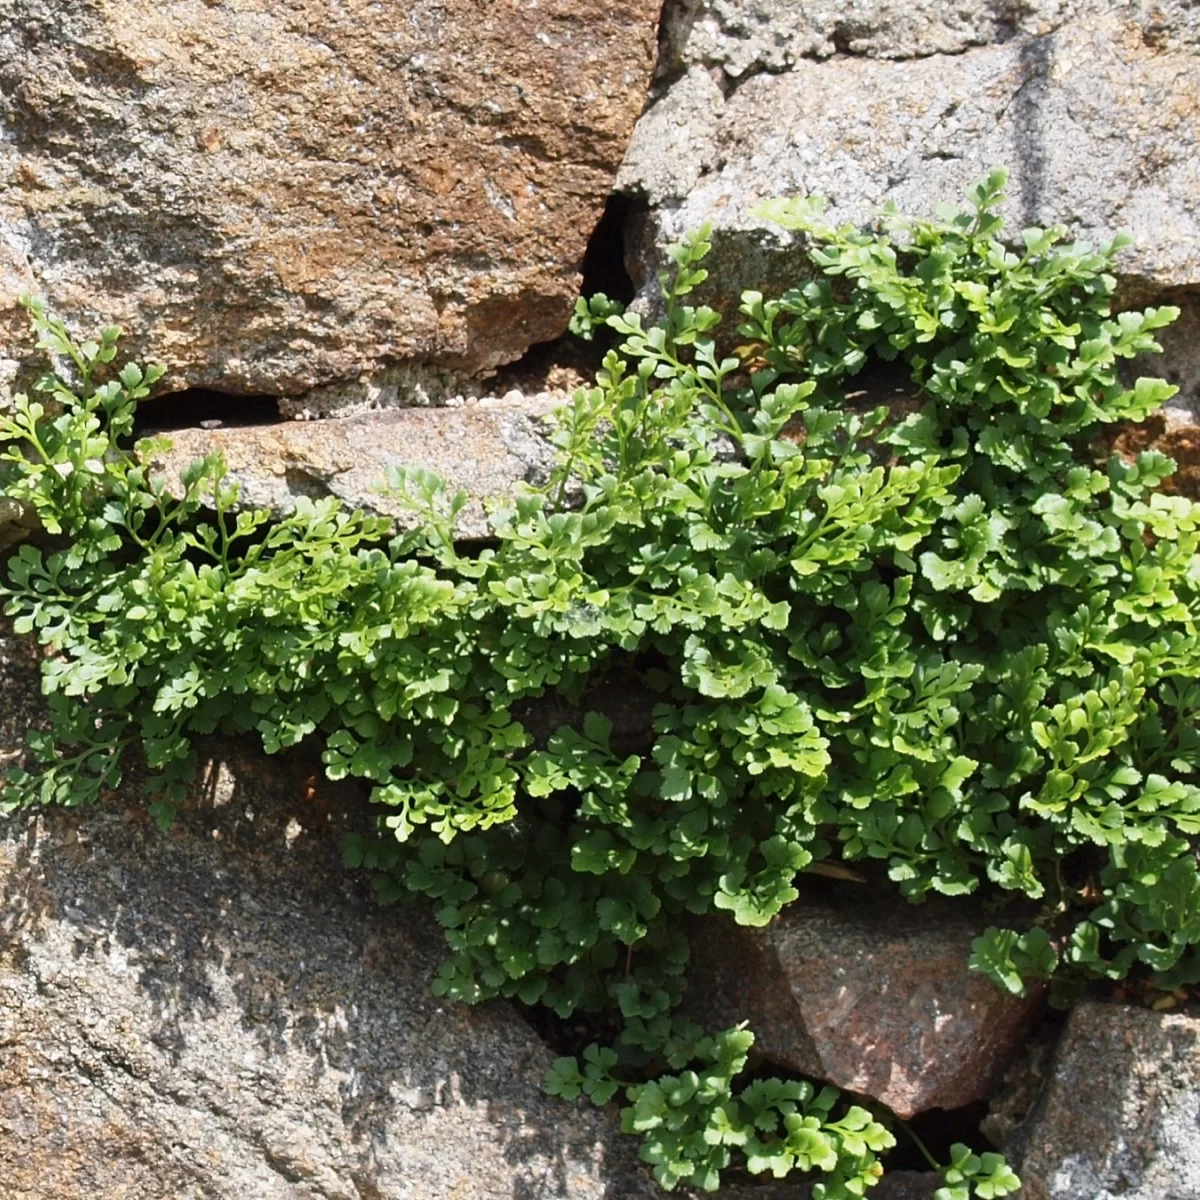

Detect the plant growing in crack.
[{"left": 1, "top": 168, "right": 1191, "bottom": 1195}]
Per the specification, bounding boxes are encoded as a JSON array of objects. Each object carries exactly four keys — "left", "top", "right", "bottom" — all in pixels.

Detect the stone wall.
[{"left": 5, "top": 2, "right": 1200, "bottom": 1198}]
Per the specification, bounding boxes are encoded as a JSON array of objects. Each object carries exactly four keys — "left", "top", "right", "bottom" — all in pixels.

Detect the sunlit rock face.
[{"left": 0, "top": 0, "right": 660, "bottom": 404}]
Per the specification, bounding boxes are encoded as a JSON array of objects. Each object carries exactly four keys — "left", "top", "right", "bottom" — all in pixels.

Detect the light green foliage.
[
  {"left": 569, "top": 292, "right": 627, "bottom": 340},
  {"left": 1, "top": 169, "right": 1191, "bottom": 1193},
  {"left": 933, "top": 1143, "right": 1023, "bottom": 1200},
  {"left": 546, "top": 1027, "right": 897, "bottom": 1196}
]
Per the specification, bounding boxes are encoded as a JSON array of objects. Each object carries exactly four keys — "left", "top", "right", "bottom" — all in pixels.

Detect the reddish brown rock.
[
  {"left": 1107, "top": 410, "right": 1200, "bottom": 498},
  {"left": 685, "top": 889, "right": 1046, "bottom": 1119},
  {"left": 0, "top": 0, "right": 659, "bottom": 404}
]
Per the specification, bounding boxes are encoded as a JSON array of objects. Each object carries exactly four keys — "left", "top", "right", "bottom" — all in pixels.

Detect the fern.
[{"left": 3, "top": 169, "right": 1190, "bottom": 1194}]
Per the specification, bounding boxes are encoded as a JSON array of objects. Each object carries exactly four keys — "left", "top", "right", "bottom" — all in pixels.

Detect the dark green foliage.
[{"left": 1, "top": 169, "right": 1192, "bottom": 1195}]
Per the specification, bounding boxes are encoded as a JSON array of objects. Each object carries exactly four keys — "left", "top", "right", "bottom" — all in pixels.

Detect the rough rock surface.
[
  {"left": 0, "top": 629, "right": 951, "bottom": 1198},
  {"left": 658, "top": 0, "right": 1082, "bottom": 78},
  {"left": 0, "top": 621, "right": 663, "bottom": 1200},
  {"left": 865, "top": 1174, "right": 940, "bottom": 1200},
  {"left": 621, "top": 1, "right": 1200, "bottom": 303},
  {"left": 150, "top": 397, "right": 560, "bottom": 539},
  {"left": 0, "top": 229, "right": 37, "bottom": 401},
  {"left": 1003, "top": 998, "right": 1200, "bottom": 1200},
  {"left": 684, "top": 888, "right": 1045, "bottom": 1119},
  {"left": 0, "top": 0, "right": 659, "bottom": 404},
  {"left": 0, "top": 495, "right": 40, "bottom": 554}
]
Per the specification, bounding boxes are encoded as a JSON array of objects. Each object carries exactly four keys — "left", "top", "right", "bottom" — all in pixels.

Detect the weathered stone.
[
  {"left": 615, "top": 65, "right": 725, "bottom": 207},
  {"left": 0, "top": 622, "right": 661, "bottom": 1200},
  {"left": 684, "top": 889, "right": 1046, "bottom": 1119},
  {"left": 0, "top": 496, "right": 38, "bottom": 554},
  {"left": 658, "top": 0, "right": 1082, "bottom": 79},
  {"left": 0, "top": 228, "right": 37, "bottom": 401},
  {"left": 622, "top": 3, "right": 1200, "bottom": 311},
  {"left": 869, "top": 1172, "right": 940, "bottom": 1200},
  {"left": 1109, "top": 409, "right": 1200, "bottom": 500},
  {"left": 0, "top": 0, "right": 659, "bottom": 405},
  {"left": 149, "top": 397, "right": 559, "bottom": 539},
  {"left": 979, "top": 1023, "right": 1057, "bottom": 1150},
  {"left": 1003, "top": 998, "right": 1200, "bottom": 1200},
  {"left": 0, "top": 628, "right": 956, "bottom": 1200}
]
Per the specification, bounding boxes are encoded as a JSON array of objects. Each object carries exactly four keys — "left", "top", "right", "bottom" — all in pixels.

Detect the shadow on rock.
[{"left": 0, "top": 652, "right": 655, "bottom": 1200}]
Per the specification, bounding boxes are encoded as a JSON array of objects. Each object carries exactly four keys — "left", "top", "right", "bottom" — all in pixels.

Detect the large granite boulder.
[
  {"left": 1001, "top": 998, "right": 1200, "bottom": 1200},
  {"left": 684, "top": 889, "right": 1046, "bottom": 1120},
  {"left": 0, "top": 623, "right": 659, "bottom": 1199},
  {"left": 0, "top": 0, "right": 660, "bottom": 404}
]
